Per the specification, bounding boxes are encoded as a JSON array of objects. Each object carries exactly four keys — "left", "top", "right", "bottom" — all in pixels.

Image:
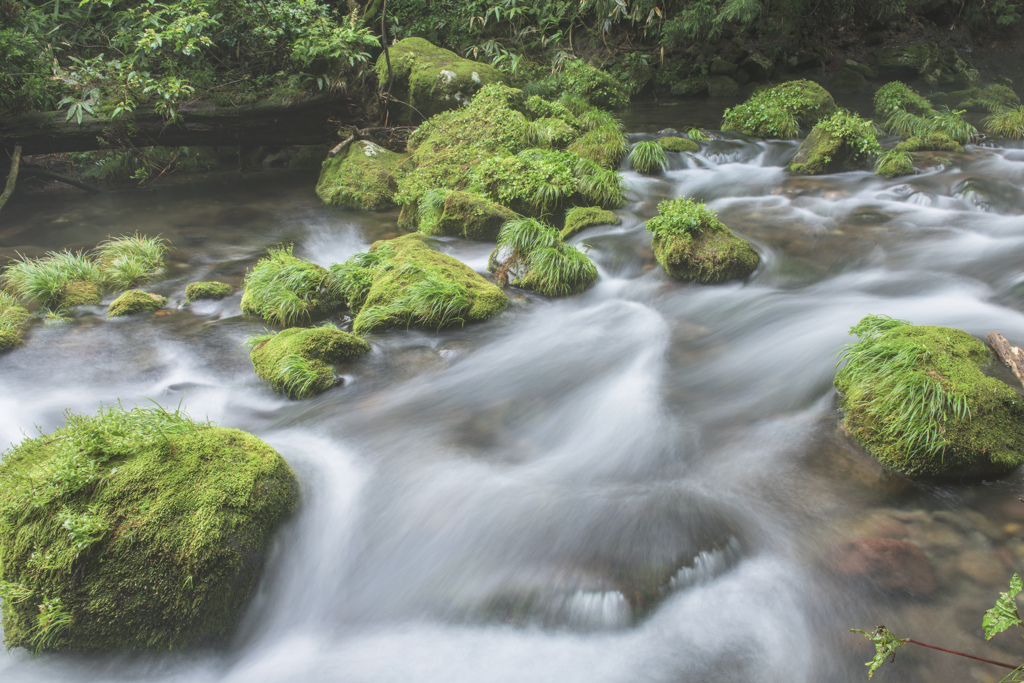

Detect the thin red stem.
[{"left": 906, "top": 639, "right": 1020, "bottom": 671}]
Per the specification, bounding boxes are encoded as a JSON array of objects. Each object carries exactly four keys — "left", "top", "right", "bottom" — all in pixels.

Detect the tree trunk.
[{"left": 0, "top": 94, "right": 371, "bottom": 156}]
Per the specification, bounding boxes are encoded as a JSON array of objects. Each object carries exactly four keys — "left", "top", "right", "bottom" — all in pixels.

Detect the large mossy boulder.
[
  {"left": 315, "top": 140, "right": 408, "bottom": 210},
  {"left": 328, "top": 234, "right": 508, "bottom": 335},
  {"left": 721, "top": 80, "right": 836, "bottom": 138},
  {"left": 415, "top": 189, "right": 517, "bottom": 241},
  {"left": 834, "top": 315, "right": 1024, "bottom": 479},
  {"left": 0, "top": 404, "right": 298, "bottom": 652},
  {"left": 248, "top": 325, "right": 370, "bottom": 399},
  {"left": 107, "top": 290, "right": 167, "bottom": 317},
  {"left": 241, "top": 245, "right": 342, "bottom": 326},
  {"left": 645, "top": 199, "right": 759, "bottom": 283},
  {"left": 376, "top": 37, "right": 508, "bottom": 124},
  {"left": 789, "top": 110, "right": 881, "bottom": 175}
]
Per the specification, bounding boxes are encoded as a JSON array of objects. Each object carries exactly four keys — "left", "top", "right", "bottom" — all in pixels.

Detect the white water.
[{"left": 3, "top": 132, "right": 1024, "bottom": 682}]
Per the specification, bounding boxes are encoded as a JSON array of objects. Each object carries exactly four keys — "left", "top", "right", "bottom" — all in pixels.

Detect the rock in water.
[
  {"left": 0, "top": 404, "right": 299, "bottom": 652},
  {"left": 834, "top": 315, "right": 1024, "bottom": 479},
  {"left": 248, "top": 326, "right": 371, "bottom": 399},
  {"left": 315, "top": 140, "right": 409, "bottom": 210},
  {"left": 107, "top": 290, "right": 167, "bottom": 317}
]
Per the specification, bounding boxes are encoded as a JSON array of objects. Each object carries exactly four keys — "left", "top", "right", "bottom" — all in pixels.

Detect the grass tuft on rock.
[
  {"left": 984, "top": 106, "right": 1024, "bottom": 139},
  {"left": 490, "top": 217, "right": 599, "bottom": 297},
  {"left": 629, "top": 141, "right": 667, "bottom": 174},
  {"left": 2, "top": 251, "right": 104, "bottom": 311},
  {"left": 645, "top": 199, "right": 759, "bottom": 283},
  {"left": 241, "top": 245, "right": 342, "bottom": 327},
  {"left": 722, "top": 80, "right": 836, "bottom": 138},
  {"left": 94, "top": 234, "right": 167, "bottom": 290},
  {"left": 247, "top": 325, "right": 370, "bottom": 399},
  {"left": 789, "top": 109, "right": 881, "bottom": 175},
  {"left": 0, "top": 290, "right": 31, "bottom": 353}
]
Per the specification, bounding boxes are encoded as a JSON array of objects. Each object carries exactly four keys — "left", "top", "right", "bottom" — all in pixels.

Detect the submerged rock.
[
  {"left": 645, "top": 199, "right": 759, "bottom": 283},
  {"left": 315, "top": 140, "right": 408, "bottom": 210},
  {"left": 834, "top": 315, "right": 1024, "bottom": 479},
  {"left": 789, "top": 110, "right": 881, "bottom": 175},
  {"left": 0, "top": 404, "right": 298, "bottom": 652},
  {"left": 107, "top": 290, "right": 167, "bottom": 317},
  {"left": 825, "top": 537, "right": 937, "bottom": 596},
  {"left": 184, "top": 281, "right": 233, "bottom": 302},
  {"left": 376, "top": 37, "right": 507, "bottom": 124},
  {"left": 248, "top": 325, "right": 370, "bottom": 399}
]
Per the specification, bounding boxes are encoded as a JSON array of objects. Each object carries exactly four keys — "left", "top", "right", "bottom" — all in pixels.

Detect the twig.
[
  {"left": 328, "top": 127, "right": 357, "bottom": 158},
  {"left": 905, "top": 638, "right": 1019, "bottom": 670}
]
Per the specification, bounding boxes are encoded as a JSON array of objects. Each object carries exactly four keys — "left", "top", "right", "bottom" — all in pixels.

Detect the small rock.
[
  {"left": 958, "top": 549, "right": 1010, "bottom": 587},
  {"left": 825, "top": 537, "right": 937, "bottom": 596},
  {"left": 1003, "top": 523, "right": 1022, "bottom": 536}
]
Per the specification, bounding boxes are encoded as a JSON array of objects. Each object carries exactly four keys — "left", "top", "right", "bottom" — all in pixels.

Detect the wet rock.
[
  {"left": 831, "top": 67, "right": 868, "bottom": 94},
  {"left": 825, "top": 537, "right": 937, "bottom": 596},
  {"left": 707, "top": 75, "right": 740, "bottom": 98},
  {"left": 958, "top": 549, "right": 1010, "bottom": 587},
  {"left": 789, "top": 110, "right": 880, "bottom": 175},
  {"left": 315, "top": 140, "right": 409, "bottom": 210},
  {"left": 108, "top": 290, "right": 167, "bottom": 317}
]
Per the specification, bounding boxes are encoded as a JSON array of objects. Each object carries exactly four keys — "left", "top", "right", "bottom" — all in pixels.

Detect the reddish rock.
[{"left": 825, "top": 537, "right": 937, "bottom": 596}]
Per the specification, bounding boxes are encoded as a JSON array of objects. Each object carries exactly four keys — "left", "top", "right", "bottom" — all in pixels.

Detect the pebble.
[{"left": 825, "top": 537, "right": 937, "bottom": 596}]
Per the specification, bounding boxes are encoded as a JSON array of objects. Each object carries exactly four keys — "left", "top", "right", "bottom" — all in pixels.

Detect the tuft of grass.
[
  {"left": 243, "top": 330, "right": 279, "bottom": 352},
  {"left": 93, "top": 234, "right": 167, "bottom": 290},
  {"left": 578, "top": 169, "right": 626, "bottom": 208},
  {"left": 2, "top": 251, "right": 104, "bottom": 310},
  {"left": 629, "top": 141, "right": 667, "bottom": 174},
  {"left": 885, "top": 107, "right": 977, "bottom": 144},
  {"left": 875, "top": 149, "right": 915, "bottom": 178},
  {"left": 242, "top": 245, "right": 333, "bottom": 327},
  {"left": 400, "top": 275, "right": 471, "bottom": 330},
  {"left": 522, "top": 243, "right": 599, "bottom": 297},
  {"left": 271, "top": 354, "right": 325, "bottom": 401},
  {"left": 686, "top": 127, "right": 710, "bottom": 141},
  {"left": 983, "top": 106, "right": 1024, "bottom": 139},
  {"left": 498, "top": 218, "right": 561, "bottom": 256}
]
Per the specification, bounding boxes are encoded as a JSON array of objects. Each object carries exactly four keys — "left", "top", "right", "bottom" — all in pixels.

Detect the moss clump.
[
  {"left": 185, "top": 281, "right": 233, "bottom": 302},
  {"left": 873, "top": 81, "right": 935, "bottom": 120},
  {"left": 489, "top": 218, "right": 599, "bottom": 297},
  {"left": 416, "top": 189, "right": 517, "bottom": 241},
  {"left": 874, "top": 150, "right": 915, "bottom": 178},
  {"left": 834, "top": 315, "right": 1024, "bottom": 479},
  {"left": 247, "top": 325, "right": 370, "bottom": 399},
  {"left": 561, "top": 206, "right": 621, "bottom": 240},
  {"left": 107, "top": 290, "right": 167, "bottom": 317},
  {"left": 315, "top": 140, "right": 409, "bottom": 210},
  {"left": 789, "top": 110, "right": 881, "bottom": 175},
  {"left": 556, "top": 59, "right": 629, "bottom": 109},
  {"left": 658, "top": 136, "right": 699, "bottom": 153},
  {"left": 375, "top": 37, "right": 508, "bottom": 125},
  {"left": 329, "top": 234, "right": 508, "bottom": 335},
  {"left": 0, "top": 292, "right": 30, "bottom": 353},
  {"left": 0, "top": 403, "right": 298, "bottom": 652},
  {"left": 722, "top": 80, "right": 836, "bottom": 139},
  {"left": 645, "top": 199, "right": 759, "bottom": 283},
  {"left": 241, "top": 245, "right": 342, "bottom": 326},
  {"left": 894, "top": 132, "right": 963, "bottom": 153}
]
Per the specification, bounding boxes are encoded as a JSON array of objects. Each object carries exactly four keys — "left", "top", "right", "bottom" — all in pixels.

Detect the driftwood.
[{"left": 987, "top": 331, "right": 1024, "bottom": 388}]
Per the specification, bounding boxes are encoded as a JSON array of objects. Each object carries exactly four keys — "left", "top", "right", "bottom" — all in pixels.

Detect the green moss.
[
  {"left": 0, "top": 328, "right": 22, "bottom": 353},
  {"left": 350, "top": 234, "right": 508, "bottom": 335},
  {"left": 490, "top": 218, "right": 599, "bottom": 297},
  {"left": 561, "top": 206, "right": 621, "bottom": 239},
  {"left": 874, "top": 150, "right": 915, "bottom": 178},
  {"left": 62, "top": 281, "right": 102, "bottom": 308},
  {"left": 834, "top": 316, "right": 1024, "bottom": 479},
  {"left": 248, "top": 326, "right": 370, "bottom": 399},
  {"left": 0, "top": 404, "right": 298, "bottom": 652},
  {"left": 185, "top": 281, "right": 234, "bottom": 303},
  {"left": 107, "top": 290, "right": 167, "bottom": 318},
  {"left": 657, "top": 136, "right": 699, "bottom": 153},
  {"left": 789, "top": 109, "right": 881, "bottom": 175},
  {"left": 241, "top": 245, "right": 342, "bottom": 327},
  {"left": 893, "top": 132, "right": 963, "bottom": 153},
  {"left": 315, "top": 140, "right": 409, "bottom": 210},
  {"left": 934, "top": 83, "right": 1020, "bottom": 113},
  {"left": 722, "top": 80, "right": 836, "bottom": 138},
  {"left": 565, "top": 124, "right": 628, "bottom": 169},
  {"left": 374, "top": 37, "right": 508, "bottom": 125},
  {"left": 645, "top": 199, "right": 759, "bottom": 283},
  {"left": 416, "top": 190, "right": 517, "bottom": 241},
  {"left": 526, "top": 117, "right": 578, "bottom": 148},
  {"left": 557, "top": 60, "right": 629, "bottom": 108}
]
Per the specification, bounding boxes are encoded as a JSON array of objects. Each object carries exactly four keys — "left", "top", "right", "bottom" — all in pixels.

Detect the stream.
[{"left": 3, "top": 102, "right": 1024, "bottom": 682}]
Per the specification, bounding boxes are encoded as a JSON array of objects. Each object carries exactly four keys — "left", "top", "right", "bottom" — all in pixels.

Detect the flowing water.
[{"left": 3, "top": 109, "right": 1024, "bottom": 682}]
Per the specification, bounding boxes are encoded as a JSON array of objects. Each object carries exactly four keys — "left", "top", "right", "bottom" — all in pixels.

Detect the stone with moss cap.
[
  {"left": 0, "top": 403, "right": 299, "bottom": 652},
  {"left": 376, "top": 37, "right": 508, "bottom": 125},
  {"left": 657, "top": 137, "right": 699, "bottom": 153},
  {"left": 241, "top": 246, "right": 342, "bottom": 327},
  {"left": 789, "top": 110, "right": 881, "bottom": 175},
  {"left": 0, "top": 296, "right": 31, "bottom": 353},
  {"left": 646, "top": 199, "right": 759, "bottom": 284},
  {"left": 107, "top": 290, "right": 167, "bottom": 317},
  {"left": 722, "top": 80, "right": 836, "bottom": 139},
  {"left": 894, "top": 132, "right": 963, "bottom": 153},
  {"left": 557, "top": 59, "right": 629, "bottom": 109},
  {"left": 185, "top": 281, "right": 233, "bottom": 303},
  {"left": 561, "top": 206, "right": 621, "bottom": 240},
  {"left": 316, "top": 140, "right": 409, "bottom": 210},
  {"left": 248, "top": 326, "right": 370, "bottom": 399},
  {"left": 834, "top": 316, "right": 1024, "bottom": 479},
  {"left": 416, "top": 190, "right": 517, "bottom": 241},
  {"left": 333, "top": 234, "right": 507, "bottom": 335}
]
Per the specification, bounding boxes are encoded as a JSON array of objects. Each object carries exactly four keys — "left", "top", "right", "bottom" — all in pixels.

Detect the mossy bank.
[{"left": 0, "top": 404, "right": 298, "bottom": 652}]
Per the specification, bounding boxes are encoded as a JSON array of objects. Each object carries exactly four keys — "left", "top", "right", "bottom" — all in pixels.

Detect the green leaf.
[
  {"left": 984, "top": 573, "right": 1024, "bottom": 639},
  {"left": 852, "top": 626, "right": 909, "bottom": 679}
]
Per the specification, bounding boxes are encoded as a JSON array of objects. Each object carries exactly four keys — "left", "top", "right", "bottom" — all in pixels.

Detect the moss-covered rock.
[
  {"left": 561, "top": 206, "right": 621, "bottom": 240},
  {"left": 557, "top": 59, "right": 629, "bottom": 108},
  {"left": 489, "top": 218, "right": 599, "bottom": 297},
  {"left": 831, "top": 67, "right": 868, "bottom": 94},
  {"left": 375, "top": 37, "right": 508, "bottom": 124},
  {"left": 329, "top": 234, "right": 507, "bottom": 335},
  {"left": 416, "top": 190, "right": 517, "bottom": 241},
  {"left": 722, "top": 80, "right": 836, "bottom": 138},
  {"left": 707, "top": 75, "right": 740, "bottom": 98},
  {"left": 646, "top": 199, "right": 759, "bottom": 283},
  {"left": 566, "top": 126, "right": 629, "bottom": 169},
  {"left": 107, "top": 290, "right": 167, "bottom": 317},
  {"left": 248, "top": 326, "right": 370, "bottom": 399},
  {"left": 875, "top": 150, "right": 915, "bottom": 178},
  {"left": 834, "top": 315, "right": 1024, "bottom": 479},
  {"left": 0, "top": 294, "right": 31, "bottom": 353},
  {"left": 933, "top": 83, "right": 1021, "bottom": 113},
  {"left": 874, "top": 81, "right": 935, "bottom": 121},
  {"left": 185, "top": 281, "right": 234, "bottom": 302},
  {"left": 315, "top": 140, "right": 408, "bottom": 210},
  {"left": 894, "top": 133, "right": 963, "bottom": 153},
  {"left": 789, "top": 110, "right": 881, "bottom": 175},
  {"left": 241, "top": 246, "right": 342, "bottom": 327},
  {"left": 657, "top": 136, "right": 699, "bottom": 153},
  {"left": 0, "top": 404, "right": 298, "bottom": 652},
  {"left": 875, "top": 41, "right": 976, "bottom": 87}
]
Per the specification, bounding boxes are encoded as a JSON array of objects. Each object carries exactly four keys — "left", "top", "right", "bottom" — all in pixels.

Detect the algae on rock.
[
  {"left": 789, "top": 109, "right": 881, "bottom": 175},
  {"left": 315, "top": 140, "right": 408, "bottom": 210},
  {"left": 107, "top": 290, "right": 167, "bottom": 317},
  {"left": 834, "top": 315, "right": 1024, "bottom": 479},
  {"left": 247, "top": 325, "right": 370, "bottom": 399},
  {"left": 0, "top": 403, "right": 298, "bottom": 652},
  {"left": 645, "top": 199, "right": 759, "bottom": 284}
]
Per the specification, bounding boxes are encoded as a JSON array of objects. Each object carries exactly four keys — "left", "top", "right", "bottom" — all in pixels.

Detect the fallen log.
[
  {"left": 987, "top": 331, "right": 1024, "bottom": 389},
  {"left": 0, "top": 93, "right": 370, "bottom": 156}
]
